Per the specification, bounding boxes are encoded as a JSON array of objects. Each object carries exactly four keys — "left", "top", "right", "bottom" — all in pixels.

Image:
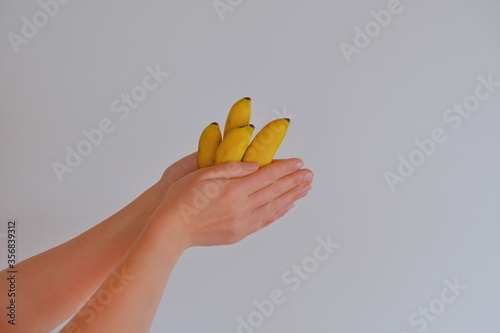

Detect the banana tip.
[
  {"left": 243, "top": 97, "right": 251, "bottom": 101},
  {"left": 285, "top": 118, "right": 290, "bottom": 123}
]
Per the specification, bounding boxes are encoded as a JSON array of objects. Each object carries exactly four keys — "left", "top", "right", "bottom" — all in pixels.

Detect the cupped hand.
[
  {"left": 151, "top": 158, "right": 313, "bottom": 248},
  {"left": 155, "top": 152, "right": 199, "bottom": 194}
]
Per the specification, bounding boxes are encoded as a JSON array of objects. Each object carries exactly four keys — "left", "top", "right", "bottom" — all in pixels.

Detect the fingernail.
[
  {"left": 294, "top": 160, "right": 304, "bottom": 170},
  {"left": 300, "top": 184, "right": 311, "bottom": 197},
  {"left": 244, "top": 162, "right": 259, "bottom": 170},
  {"left": 304, "top": 172, "right": 313, "bottom": 182}
]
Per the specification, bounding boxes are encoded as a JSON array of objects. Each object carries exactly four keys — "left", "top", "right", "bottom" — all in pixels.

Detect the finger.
[
  {"left": 248, "top": 168, "right": 313, "bottom": 208},
  {"left": 261, "top": 203, "right": 295, "bottom": 228},
  {"left": 178, "top": 152, "right": 199, "bottom": 171},
  {"left": 200, "top": 161, "right": 259, "bottom": 181},
  {"left": 162, "top": 152, "right": 199, "bottom": 184},
  {"left": 167, "top": 151, "right": 197, "bottom": 171},
  {"left": 240, "top": 158, "right": 304, "bottom": 194},
  {"left": 251, "top": 181, "right": 312, "bottom": 229},
  {"left": 247, "top": 203, "right": 295, "bottom": 235}
]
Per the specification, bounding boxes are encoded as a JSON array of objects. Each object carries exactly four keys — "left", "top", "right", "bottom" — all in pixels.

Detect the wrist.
[
  {"left": 133, "top": 184, "right": 164, "bottom": 219},
  {"left": 146, "top": 205, "right": 192, "bottom": 253}
]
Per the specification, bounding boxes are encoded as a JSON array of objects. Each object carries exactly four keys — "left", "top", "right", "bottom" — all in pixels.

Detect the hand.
[
  {"left": 150, "top": 158, "right": 313, "bottom": 248},
  {"left": 155, "top": 152, "right": 199, "bottom": 194}
]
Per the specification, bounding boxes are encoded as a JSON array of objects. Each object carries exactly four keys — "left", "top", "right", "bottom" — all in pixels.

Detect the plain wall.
[{"left": 1, "top": 1, "right": 499, "bottom": 332}]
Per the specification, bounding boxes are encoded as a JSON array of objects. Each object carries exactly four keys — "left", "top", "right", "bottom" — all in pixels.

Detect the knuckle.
[
  {"left": 268, "top": 200, "right": 280, "bottom": 216},
  {"left": 224, "top": 162, "right": 240, "bottom": 177}
]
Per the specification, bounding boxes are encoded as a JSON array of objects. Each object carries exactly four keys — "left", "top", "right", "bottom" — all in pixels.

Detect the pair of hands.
[{"left": 152, "top": 152, "right": 313, "bottom": 249}]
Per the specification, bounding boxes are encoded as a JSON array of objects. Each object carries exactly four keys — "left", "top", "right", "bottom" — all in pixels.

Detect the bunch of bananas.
[{"left": 197, "top": 97, "right": 290, "bottom": 169}]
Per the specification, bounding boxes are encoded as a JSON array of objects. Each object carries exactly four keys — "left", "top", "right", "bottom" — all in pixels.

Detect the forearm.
[
  {"left": 0, "top": 155, "right": 311, "bottom": 332},
  {"left": 58, "top": 158, "right": 313, "bottom": 332},
  {"left": 0, "top": 183, "right": 163, "bottom": 333},
  {"left": 61, "top": 212, "right": 186, "bottom": 333}
]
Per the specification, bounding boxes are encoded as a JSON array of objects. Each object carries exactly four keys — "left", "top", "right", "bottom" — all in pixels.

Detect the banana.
[
  {"left": 214, "top": 125, "right": 255, "bottom": 165},
  {"left": 223, "top": 97, "right": 251, "bottom": 137},
  {"left": 242, "top": 118, "right": 290, "bottom": 167},
  {"left": 198, "top": 122, "right": 222, "bottom": 168}
]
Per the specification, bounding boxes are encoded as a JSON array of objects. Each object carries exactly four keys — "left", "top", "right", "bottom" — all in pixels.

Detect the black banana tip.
[
  {"left": 249, "top": 124, "right": 255, "bottom": 128},
  {"left": 211, "top": 122, "right": 218, "bottom": 125},
  {"left": 285, "top": 118, "right": 290, "bottom": 123},
  {"left": 243, "top": 97, "right": 251, "bottom": 101}
]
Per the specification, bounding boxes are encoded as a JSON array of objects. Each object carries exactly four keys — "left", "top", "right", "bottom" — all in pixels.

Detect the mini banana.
[
  {"left": 198, "top": 122, "right": 222, "bottom": 168},
  {"left": 223, "top": 97, "right": 251, "bottom": 137},
  {"left": 242, "top": 118, "right": 290, "bottom": 167},
  {"left": 214, "top": 125, "right": 255, "bottom": 165}
]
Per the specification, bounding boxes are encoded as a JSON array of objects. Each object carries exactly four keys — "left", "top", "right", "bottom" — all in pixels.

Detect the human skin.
[
  {"left": 0, "top": 153, "right": 200, "bottom": 332},
  {"left": 0, "top": 153, "right": 313, "bottom": 333}
]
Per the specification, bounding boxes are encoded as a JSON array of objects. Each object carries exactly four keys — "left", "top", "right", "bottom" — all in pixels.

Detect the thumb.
[{"left": 201, "top": 161, "right": 259, "bottom": 180}]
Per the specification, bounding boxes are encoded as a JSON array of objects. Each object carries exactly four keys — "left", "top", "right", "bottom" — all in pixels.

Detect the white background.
[{"left": 1, "top": 1, "right": 499, "bottom": 332}]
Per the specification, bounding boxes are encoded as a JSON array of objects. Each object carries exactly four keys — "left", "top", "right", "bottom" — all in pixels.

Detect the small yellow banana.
[
  {"left": 242, "top": 118, "right": 290, "bottom": 167},
  {"left": 198, "top": 122, "right": 222, "bottom": 168},
  {"left": 223, "top": 97, "right": 251, "bottom": 137},
  {"left": 214, "top": 125, "right": 255, "bottom": 165}
]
